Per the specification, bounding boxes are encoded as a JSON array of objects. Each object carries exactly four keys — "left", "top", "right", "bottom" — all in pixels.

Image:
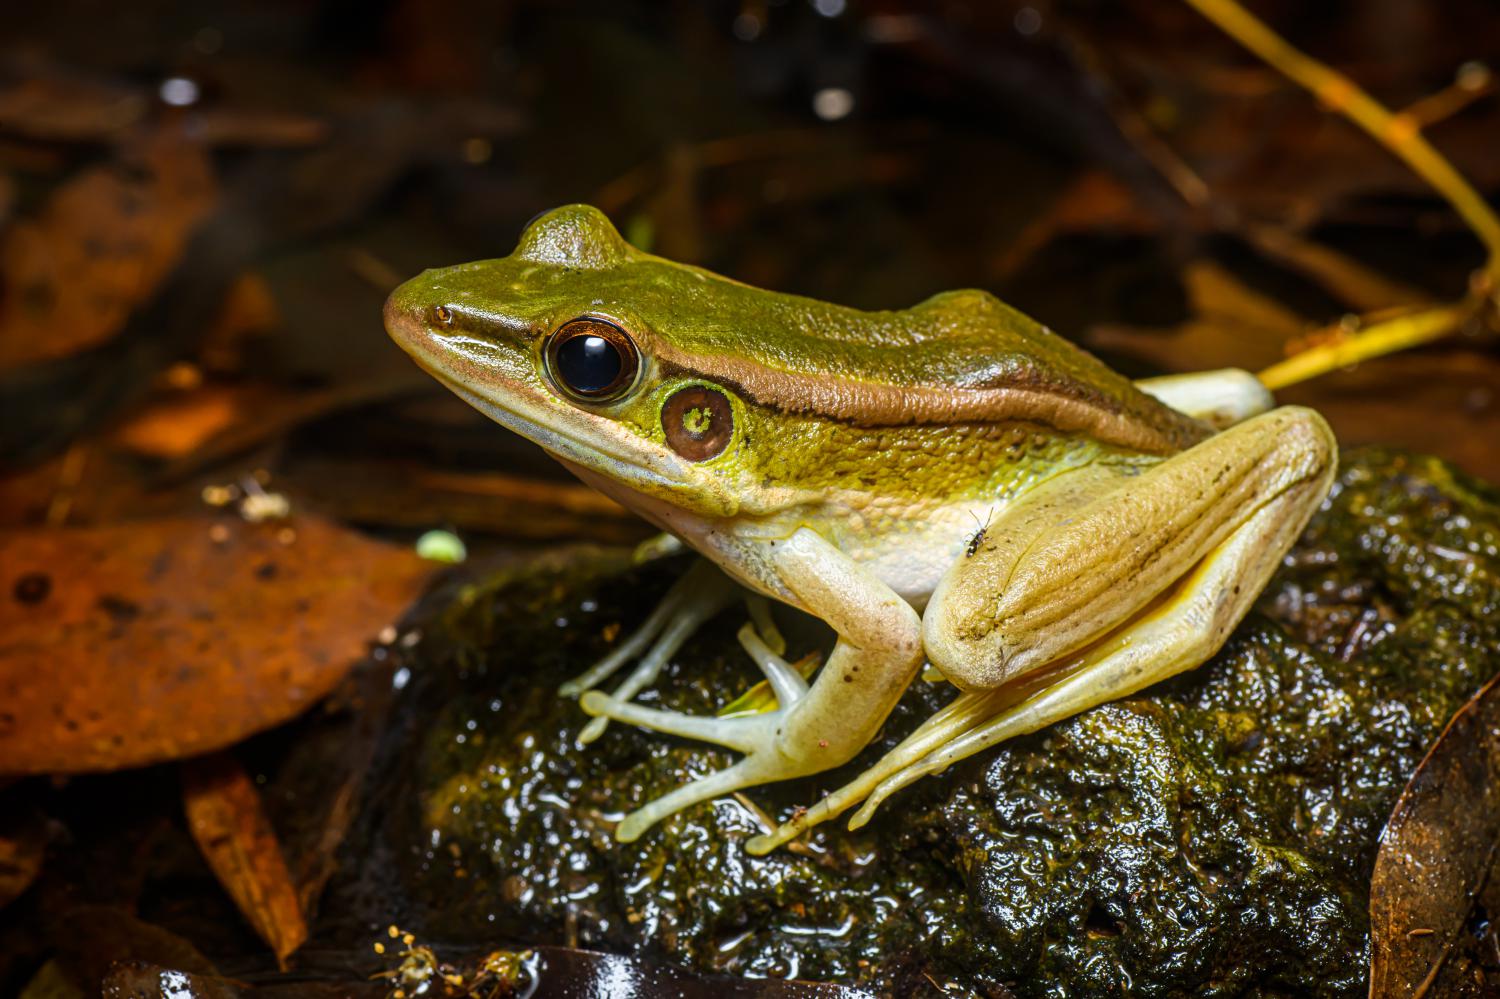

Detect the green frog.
[{"left": 384, "top": 205, "right": 1335, "bottom": 854}]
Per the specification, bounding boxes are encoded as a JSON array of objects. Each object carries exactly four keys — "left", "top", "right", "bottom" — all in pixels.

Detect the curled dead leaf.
[
  {"left": 182, "top": 753, "right": 307, "bottom": 968},
  {"left": 1369, "top": 671, "right": 1500, "bottom": 997}
]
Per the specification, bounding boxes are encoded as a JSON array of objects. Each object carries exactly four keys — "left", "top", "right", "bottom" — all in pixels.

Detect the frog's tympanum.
[{"left": 384, "top": 205, "right": 1336, "bottom": 853}]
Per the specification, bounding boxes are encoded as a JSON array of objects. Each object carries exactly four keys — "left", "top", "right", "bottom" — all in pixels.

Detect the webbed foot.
[
  {"left": 560, "top": 559, "right": 740, "bottom": 744},
  {"left": 580, "top": 622, "right": 815, "bottom": 842}
]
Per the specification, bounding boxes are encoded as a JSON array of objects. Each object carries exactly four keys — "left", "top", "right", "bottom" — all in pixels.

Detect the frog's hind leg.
[
  {"left": 750, "top": 405, "right": 1335, "bottom": 852},
  {"left": 561, "top": 559, "right": 737, "bottom": 744},
  {"left": 846, "top": 406, "right": 1336, "bottom": 826},
  {"left": 847, "top": 479, "right": 1321, "bottom": 823}
]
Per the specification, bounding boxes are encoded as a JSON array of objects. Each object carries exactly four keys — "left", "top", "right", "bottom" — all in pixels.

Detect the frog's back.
[
  {"left": 501, "top": 204, "right": 1207, "bottom": 455},
  {"left": 640, "top": 273, "right": 1208, "bottom": 455}
]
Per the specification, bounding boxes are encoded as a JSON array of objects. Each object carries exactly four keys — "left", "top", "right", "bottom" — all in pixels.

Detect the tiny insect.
[{"left": 965, "top": 508, "right": 994, "bottom": 558}]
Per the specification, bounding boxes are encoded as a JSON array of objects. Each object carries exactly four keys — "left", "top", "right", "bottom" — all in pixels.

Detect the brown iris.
[
  {"left": 662, "top": 385, "right": 733, "bottom": 461},
  {"left": 544, "top": 318, "right": 640, "bottom": 403}
]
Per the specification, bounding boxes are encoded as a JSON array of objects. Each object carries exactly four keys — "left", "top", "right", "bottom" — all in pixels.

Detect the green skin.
[{"left": 385, "top": 204, "right": 1338, "bottom": 853}]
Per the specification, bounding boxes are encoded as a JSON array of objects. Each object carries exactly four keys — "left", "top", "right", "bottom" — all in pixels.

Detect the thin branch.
[
  {"left": 1182, "top": 0, "right": 1499, "bottom": 389},
  {"left": 1183, "top": 0, "right": 1500, "bottom": 281},
  {"left": 1257, "top": 303, "right": 1469, "bottom": 391}
]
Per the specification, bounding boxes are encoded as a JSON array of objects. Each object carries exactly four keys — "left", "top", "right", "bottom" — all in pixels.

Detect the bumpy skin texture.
[{"left": 338, "top": 449, "right": 1500, "bottom": 996}]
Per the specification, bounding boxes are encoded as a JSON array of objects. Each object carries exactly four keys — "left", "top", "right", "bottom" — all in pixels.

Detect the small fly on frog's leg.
[{"left": 964, "top": 508, "right": 995, "bottom": 558}]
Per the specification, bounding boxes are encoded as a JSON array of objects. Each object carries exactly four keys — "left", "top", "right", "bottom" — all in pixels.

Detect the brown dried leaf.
[
  {"left": 1281, "top": 350, "right": 1500, "bottom": 486},
  {"left": 0, "top": 513, "right": 433, "bottom": 774},
  {"left": 1238, "top": 224, "right": 1430, "bottom": 314},
  {"left": 111, "top": 385, "right": 252, "bottom": 460},
  {"left": 1369, "top": 672, "right": 1500, "bottom": 997},
  {"left": 280, "top": 454, "right": 650, "bottom": 544},
  {"left": 992, "top": 170, "right": 1161, "bottom": 280},
  {"left": 48, "top": 905, "right": 228, "bottom": 997},
  {"left": 182, "top": 753, "right": 306, "bottom": 968},
  {"left": 0, "top": 70, "right": 149, "bottom": 142},
  {"left": 264, "top": 658, "right": 399, "bottom": 922},
  {"left": 0, "top": 127, "right": 216, "bottom": 369}
]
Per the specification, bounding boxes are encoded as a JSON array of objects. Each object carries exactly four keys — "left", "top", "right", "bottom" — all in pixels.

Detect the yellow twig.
[
  {"left": 1401, "top": 61, "right": 1494, "bottom": 130},
  {"left": 1256, "top": 303, "right": 1469, "bottom": 390},
  {"left": 1182, "top": 0, "right": 1499, "bottom": 389},
  {"left": 1183, "top": 0, "right": 1500, "bottom": 279}
]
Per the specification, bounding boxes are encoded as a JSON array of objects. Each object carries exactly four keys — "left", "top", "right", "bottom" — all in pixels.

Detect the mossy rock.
[{"left": 346, "top": 448, "right": 1500, "bottom": 996}]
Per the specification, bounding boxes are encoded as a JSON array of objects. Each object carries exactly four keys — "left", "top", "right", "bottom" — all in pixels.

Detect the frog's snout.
[{"left": 382, "top": 277, "right": 442, "bottom": 360}]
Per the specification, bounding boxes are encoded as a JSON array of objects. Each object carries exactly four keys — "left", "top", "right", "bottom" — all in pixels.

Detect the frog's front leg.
[{"left": 580, "top": 527, "right": 923, "bottom": 842}]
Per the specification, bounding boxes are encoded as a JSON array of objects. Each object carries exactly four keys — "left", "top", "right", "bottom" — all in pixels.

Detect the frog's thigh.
[
  {"left": 848, "top": 407, "right": 1335, "bottom": 824},
  {"left": 925, "top": 406, "right": 1335, "bottom": 692},
  {"left": 747, "top": 408, "right": 1332, "bottom": 854},
  {"left": 1134, "top": 368, "right": 1273, "bottom": 428}
]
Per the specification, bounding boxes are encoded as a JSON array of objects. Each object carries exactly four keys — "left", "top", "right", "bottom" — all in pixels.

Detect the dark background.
[{"left": 3, "top": 0, "right": 1497, "bottom": 504}]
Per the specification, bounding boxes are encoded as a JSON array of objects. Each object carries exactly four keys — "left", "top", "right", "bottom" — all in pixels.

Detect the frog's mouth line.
[{"left": 443, "top": 374, "right": 690, "bottom": 493}]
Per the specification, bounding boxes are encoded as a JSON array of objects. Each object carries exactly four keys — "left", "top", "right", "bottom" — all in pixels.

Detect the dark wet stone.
[{"left": 345, "top": 448, "right": 1500, "bottom": 997}]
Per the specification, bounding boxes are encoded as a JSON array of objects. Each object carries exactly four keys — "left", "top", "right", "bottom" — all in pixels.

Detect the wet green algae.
[{"left": 367, "top": 448, "right": 1500, "bottom": 996}]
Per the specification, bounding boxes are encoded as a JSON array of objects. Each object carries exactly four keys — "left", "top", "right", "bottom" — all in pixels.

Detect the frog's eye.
[{"left": 543, "top": 318, "right": 641, "bottom": 403}]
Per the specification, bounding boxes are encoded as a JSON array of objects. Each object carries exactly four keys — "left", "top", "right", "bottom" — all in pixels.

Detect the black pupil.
[{"left": 556, "top": 332, "right": 624, "bottom": 394}]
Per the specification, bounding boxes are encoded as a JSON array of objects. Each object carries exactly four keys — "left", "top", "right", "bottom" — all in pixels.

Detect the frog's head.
[{"left": 384, "top": 205, "right": 789, "bottom": 521}]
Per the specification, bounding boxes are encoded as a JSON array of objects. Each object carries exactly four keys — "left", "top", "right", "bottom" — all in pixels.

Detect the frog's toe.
[
  {"left": 572, "top": 614, "right": 695, "bottom": 744},
  {"left": 735, "top": 622, "right": 808, "bottom": 707},
  {"left": 579, "top": 691, "right": 766, "bottom": 753},
  {"left": 562, "top": 561, "right": 737, "bottom": 744},
  {"left": 579, "top": 692, "right": 816, "bottom": 840},
  {"left": 614, "top": 757, "right": 775, "bottom": 842},
  {"left": 847, "top": 757, "right": 945, "bottom": 830},
  {"left": 559, "top": 602, "right": 677, "bottom": 698}
]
